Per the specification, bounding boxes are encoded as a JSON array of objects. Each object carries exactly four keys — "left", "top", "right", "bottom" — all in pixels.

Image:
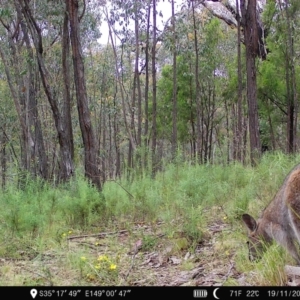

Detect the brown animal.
[{"left": 242, "top": 164, "right": 300, "bottom": 264}]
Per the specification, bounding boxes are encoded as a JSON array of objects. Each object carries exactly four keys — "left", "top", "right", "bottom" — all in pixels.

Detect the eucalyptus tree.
[
  {"left": 235, "top": 0, "right": 243, "bottom": 162},
  {"left": 105, "top": 0, "right": 162, "bottom": 174},
  {"left": 151, "top": 0, "right": 158, "bottom": 174},
  {"left": 198, "top": 0, "right": 267, "bottom": 164},
  {"left": 104, "top": 2, "right": 137, "bottom": 176},
  {"left": 279, "top": 0, "right": 299, "bottom": 153},
  {"left": 0, "top": 62, "right": 14, "bottom": 188},
  {"left": 158, "top": 6, "right": 231, "bottom": 163},
  {"left": 0, "top": 1, "right": 48, "bottom": 182},
  {"left": 170, "top": 0, "right": 178, "bottom": 160},
  {"left": 0, "top": 0, "right": 106, "bottom": 187},
  {"left": 66, "top": 0, "right": 101, "bottom": 189},
  {"left": 258, "top": 0, "right": 300, "bottom": 153},
  {"left": 191, "top": 0, "right": 202, "bottom": 162},
  {"left": 15, "top": 0, "right": 76, "bottom": 183}
]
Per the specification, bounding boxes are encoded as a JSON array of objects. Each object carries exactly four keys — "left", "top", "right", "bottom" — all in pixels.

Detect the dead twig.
[
  {"left": 67, "top": 230, "right": 128, "bottom": 240},
  {"left": 75, "top": 241, "right": 101, "bottom": 251},
  {"left": 106, "top": 179, "right": 135, "bottom": 199}
]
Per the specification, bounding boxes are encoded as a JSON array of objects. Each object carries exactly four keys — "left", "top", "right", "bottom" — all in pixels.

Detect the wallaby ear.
[{"left": 242, "top": 214, "right": 257, "bottom": 232}]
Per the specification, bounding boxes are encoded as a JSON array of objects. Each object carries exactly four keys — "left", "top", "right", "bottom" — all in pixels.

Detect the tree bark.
[
  {"left": 171, "top": 0, "right": 178, "bottom": 160},
  {"left": 151, "top": 0, "right": 158, "bottom": 174},
  {"left": 282, "top": 0, "right": 297, "bottom": 153},
  {"left": 62, "top": 11, "right": 75, "bottom": 164},
  {"left": 144, "top": 0, "right": 151, "bottom": 169},
  {"left": 192, "top": 0, "right": 202, "bottom": 163},
  {"left": 66, "top": 0, "right": 101, "bottom": 189},
  {"left": 134, "top": 1, "right": 142, "bottom": 149},
  {"left": 240, "top": 0, "right": 261, "bottom": 165},
  {"left": 16, "top": 3, "right": 49, "bottom": 179},
  {"left": 20, "top": 0, "right": 75, "bottom": 182},
  {"left": 236, "top": 0, "right": 243, "bottom": 162}
]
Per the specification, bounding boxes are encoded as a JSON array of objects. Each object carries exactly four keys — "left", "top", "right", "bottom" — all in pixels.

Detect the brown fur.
[{"left": 242, "top": 164, "right": 300, "bottom": 264}]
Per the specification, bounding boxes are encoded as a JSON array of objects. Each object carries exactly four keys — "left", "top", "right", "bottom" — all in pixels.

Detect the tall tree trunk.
[
  {"left": 62, "top": 11, "right": 75, "bottom": 163},
  {"left": 66, "top": 0, "right": 101, "bottom": 189},
  {"left": 151, "top": 0, "right": 157, "bottom": 174},
  {"left": 171, "top": 0, "right": 177, "bottom": 160},
  {"left": 192, "top": 0, "right": 202, "bottom": 163},
  {"left": 283, "top": 0, "right": 297, "bottom": 153},
  {"left": 101, "top": 101, "right": 106, "bottom": 182},
  {"left": 236, "top": 0, "right": 243, "bottom": 162},
  {"left": 240, "top": 0, "right": 261, "bottom": 165},
  {"left": 113, "top": 91, "right": 121, "bottom": 178},
  {"left": 134, "top": 1, "right": 142, "bottom": 149},
  {"left": 144, "top": 1, "right": 151, "bottom": 166},
  {"left": 108, "top": 112, "right": 113, "bottom": 178}
]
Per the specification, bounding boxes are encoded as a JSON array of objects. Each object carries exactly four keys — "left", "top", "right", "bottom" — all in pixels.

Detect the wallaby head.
[
  {"left": 242, "top": 165, "right": 300, "bottom": 265},
  {"left": 242, "top": 213, "right": 271, "bottom": 262}
]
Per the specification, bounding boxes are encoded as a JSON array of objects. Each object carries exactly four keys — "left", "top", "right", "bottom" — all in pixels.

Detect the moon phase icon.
[{"left": 213, "top": 288, "right": 220, "bottom": 299}]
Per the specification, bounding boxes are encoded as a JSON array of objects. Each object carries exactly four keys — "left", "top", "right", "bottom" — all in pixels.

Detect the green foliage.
[
  {"left": 58, "top": 177, "right": 106, "bottom": 228},
  {"left": 141, "top": 234, "right": 158, "bottom": 251},
  {"left": 157, "top": 55, "right": 194, "bottom": 142},
  {"left": 0, "top": 175, "right": 106, "bottom": 236},
  {"left": 0, "top": 152, "right": 299, "bottom": 284},
  {"left": 257, "top": 0, "right": 300, "bottom": 150}
]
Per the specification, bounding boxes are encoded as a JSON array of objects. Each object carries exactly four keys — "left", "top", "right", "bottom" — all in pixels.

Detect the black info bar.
[{"left": 2, "top": 286, "right": 300, "bottom": 299}]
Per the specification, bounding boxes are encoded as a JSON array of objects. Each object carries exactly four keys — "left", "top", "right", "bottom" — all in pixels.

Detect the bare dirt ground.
[{"left": 4, "top": 217, "right": 299, "bottom": 286}]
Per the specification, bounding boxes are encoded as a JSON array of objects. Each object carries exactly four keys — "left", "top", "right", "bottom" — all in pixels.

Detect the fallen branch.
[{"left": 67, "top": 230, "right": 128, "bottom": 240}]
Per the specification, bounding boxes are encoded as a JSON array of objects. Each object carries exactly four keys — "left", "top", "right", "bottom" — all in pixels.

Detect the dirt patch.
[{"left": 0, "top": 221, "right": 245, "bottom": 286}]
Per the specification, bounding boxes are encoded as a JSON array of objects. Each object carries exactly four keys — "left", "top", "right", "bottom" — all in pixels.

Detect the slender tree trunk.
[
  {"left": 102, "top": 102, "right": 106, "bottom": 182},
  {"left": 1, "top": 125, "right": 6, "bottom": 189},
  {"left": 134, "top": 1, "right": 142, "bottom": 148},
  {"left": 236, "top": 0, "right": 243, "bottom": 162},
  {"left": 192, "top": 0, "right": 202, "bottom": 163},
  {"left": 113, "top": 93, "right": 121, "bottom": 178},
  {"left": 189, "top": 68, "right": 196, "bottom": 160},
  {"left": 144, "top": 1, "right": 151, "bottom": 165},
  {"left": 67, "top": 0, "right": 101, "bottom": 188},
  {"left": 61, "top": 10, "right": 75, "bottom": 178},
  {"left": 240, "top": 0, "right": 261, "bottom": 165},
  {"left": 108, "top": 112, "right": 113, "bottom": 178},
  {"left": 232, "top": 103, "right": 237, "bottom": 160},
  {"left": 151, "top": 0, "right": 157, "bottom": 174},
  {"left": 171, "top": 0, "right": 177, "bottom": 159},
  {"left": 208, "top": 84, "right": 216, "bottom": 162},
  {"left": 284, "top": 0, "right": 297, "bottom": 153},
  {"left": 267, "top": 100, "right": 276, "bottom": 150}
]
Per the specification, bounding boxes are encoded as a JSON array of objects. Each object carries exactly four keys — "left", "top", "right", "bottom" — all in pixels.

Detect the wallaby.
[{"left": 242, "top": 164, "right": 300, "bottom": 264}]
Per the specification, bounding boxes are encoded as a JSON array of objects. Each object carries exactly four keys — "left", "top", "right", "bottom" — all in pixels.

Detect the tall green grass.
[
  {"left": 0, "top": 151, "right": 300, "bottom": 284},
  {"left": 1, "top": 151, "right": 299, "bottom": 238}
]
